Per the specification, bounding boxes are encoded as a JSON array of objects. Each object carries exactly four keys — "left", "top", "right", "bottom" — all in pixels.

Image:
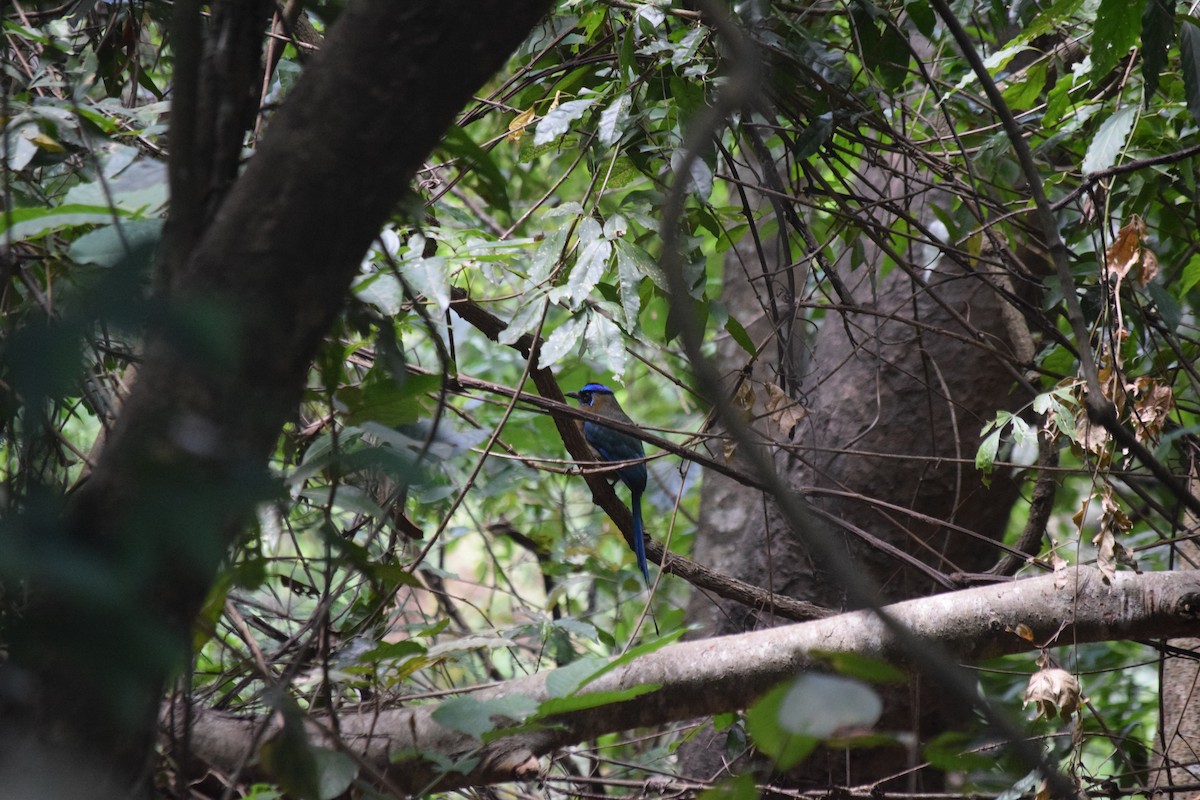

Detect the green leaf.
[
  {"left": 566, "top": 218, "right": 612, "bottom": 308},
  {"left": 724, "top": 315, "right": 756, "bottom": 357},
  {"left": 538, "top": 313, "right": 586, "bottom": 368},
  {"left": 338, "top": 373, "right": 431, "bottom": 427},
  {"left": 976, "top": 428, "right": 1002, "bottom": 474},
  {"left": 260, "top": 695, "right": 322, "bottom": 800},
  {"left": 440, "top": 125, "right": 511, "bottom": 215},
  {"left": 792, "top": 113, "right": 832, "bottom": 161},
  {"left": 852, "top": 2, "right": 910, "bottom": 91},
  {"left": 583, "top": 309, "right": 627, "bottom": 376},
  {"left": 924, "top": 731, "right": 995, "bottom": 772},
  {"left": 779, "top": 674, "right": 882, "bottom": 737},
  {"left": 1092, "top": 0, "right": 1142, "bottom": 81},
  {"left": 537, "top": 682, "right": 660, "bottom": 716},
  {"left": 432, "top": 695, "right": 540, "bottom": 742},
  {"left": 810, "top": 650, "right": 907, "bottom": 684},
  {"left": 544, "top": 656, "right": 608, "bottom": 698},
  {"left": 0, "top": 204, "right": 130, "bottom": 242},
  {"left": 361, "top": 640, "right": 426, "bottom": 662},
  {"left": 1179, "top": 252, "right": 1200, "bottom": 296},
  {"left": 598, "top": 93, "right": 631, "bottom": 146},
  {"left": 1182, "top": 20, "right": 1200, "bottom": 126},
  {"left": 533, "top": 98, "right": 595, "bottom": 146},
  {"left": 697, "top": 772, "right": 758, "bottom": 800},
  {"left": 906, "top": 0, "right": 936, "bottom": 37},
  {"left": 1002, "top": 62, "right": 1047, "bottom": 112},
  {"left": 1142, "top": 0, "right": 1177, "bottom": 102},
  {"left": 745, "top": 682, "right": 818, "bottom": 769},
  {"left": 310, "top": 747, "right": 357, "bottom": 800},
  {"left": 1082, "top": 104, "right": 1137, "bottom": 176},
  {"left": 67, "top": 218, "right": 163, "bottom": 269}
]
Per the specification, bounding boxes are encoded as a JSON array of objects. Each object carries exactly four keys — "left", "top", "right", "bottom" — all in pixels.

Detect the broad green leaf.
[
  {"left": 1002, "top": 62, "right": 1047, "bottom": 112},
  {"left": 68, "top": 218, "right": 163, "bottom": 269},
  {"left": 566, "top": 222, "right": 612, "bottom": 307},
  {"left": 745, "top": 682, "right": 818, "bottom": 769},
  {"left": 976, "top": 428, "right": 1002, "bottom": 473},
  {"left": 1092, "top": 0, "right": 1142, "bottom": 82},
  {"left": 792, "top": 113, "right": 832, "bottom": 161},
  {"left": 924, "top": 731, "right": 995, "bottom": 773},
  {"left": 352, "top": 272, "right": 402, "bottom": 316},
  {"left": 1182, "top": 21, "right": 1200, "bottom": 126},
  {"left": 361, "top": 640, "right": 426, "bottom": 662},
  {"left": 533, "top": 98, "right": 595, "bottom": 146},
  {"left": 498, "top": 296, "right": 549, "bottom": 345},
  {"left": 778, "top": 674, "right": 882, "bottom": 738},
  {"left": 537, "top": 683, "right": 660, "bottom": 715},
  {"left": 1082, "top": 104, "right": 1137, "bottom": 175},
  {"left": 698, "top": 773, "right": 758, "bottom": 800},
  {"left": 311, "top": 747, "right": 357, "bottom": 800},
  {"left": 260, "top": 695, "right": 321, "bottom": 800},
  {"left": 537, "top": 313, "right": 586, "bottom": 368},
  {"left": 400, "top": 246, "right": 451, "bottom": 316},
  {"left": 0, "top": 204, "right": 130, "bottom": 242},
  {"left": 1142, "top": 0, "right": 1177, "bottom": 102},
  {"left": 440, "top": 125, "right": 511, "bottom": 215},
  {"left": 598, "top": 93, "right": 631, "bottom": 146},
  {"left": 1179, "top": 252, "right": 1200, "bottom": 296},
  {"left": 583, "top": 309, "right": 627, "bottom": 376},
  {"left": 545, "top": 656, "right": 607, "bottom": 697},
  {"left": 64, "top": 159, "right": 168, "bottom": 214},
  {"left": 432, "top": 695, "right": 538, "bottom": 742},
  {"left": 810, "top": 650, "right": 906, "bottom": 684}
]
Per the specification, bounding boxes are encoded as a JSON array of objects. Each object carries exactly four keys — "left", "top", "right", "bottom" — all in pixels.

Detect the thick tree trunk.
[
  {"left": 1153, "top": 462, "right": 1200, "bottom": 799},
  {"left": 0, "top": 2, "right": 552, "bottom": 796},
  {"left": 683, "top": 170, "right": 1037, "bottom": 787}
]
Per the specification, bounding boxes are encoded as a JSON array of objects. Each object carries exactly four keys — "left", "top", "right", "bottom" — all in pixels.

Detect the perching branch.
[{"left": 181, "top": 567, "right": 1200, "bottom": 795}]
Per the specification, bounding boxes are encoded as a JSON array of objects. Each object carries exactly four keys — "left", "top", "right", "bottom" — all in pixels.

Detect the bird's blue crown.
[{"left": 580, "top": 383, "right": 614, "bottom": 394}]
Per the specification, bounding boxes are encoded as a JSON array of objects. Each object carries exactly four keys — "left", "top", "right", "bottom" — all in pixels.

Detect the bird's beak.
[{"left": 565, "top": 391, "right": 579, "bottom": 399}]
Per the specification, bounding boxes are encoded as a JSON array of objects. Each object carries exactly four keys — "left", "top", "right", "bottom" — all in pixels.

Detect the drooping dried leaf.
[
  {"left": 1105, "top": 215, "right": 1146, "bottom": 282},
  {"left": 1052, "top": 554, "right": 1069, "bottom": 589},
  {"left": 507, "top": 107, "right": 537, "bottom": 142},
  {"left": 1138, "top": 248, "right": 1160, "bottom": 287},
  {"left": 1131, "top": 377, "right": 1173, "bottom": 443},
  {"left": 764, "top": 382, "right": 807, "bottom": 436},
  {"left": 1012, "top": 623, "right": 1035, "bottom": 642},
  {"left": 1092, "top": 487, "right": 1133, "bottom": 583},
  {"left": 1024, "top": 667, "right": 1081, "bottom": 721},
  {"left": 1104, "top": 215, "right": 1159, "bottom": 287},
  {"left": 1094, "top": 524, "right": 1117, "bottom": 583}
]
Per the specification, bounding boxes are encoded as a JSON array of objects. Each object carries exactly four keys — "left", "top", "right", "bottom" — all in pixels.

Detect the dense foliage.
[{"left": 2, "top": 0, "right": 1199, "bottom": 797}]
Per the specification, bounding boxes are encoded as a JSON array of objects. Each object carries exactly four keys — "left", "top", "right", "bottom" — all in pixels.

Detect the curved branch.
[{"left": 182, "top": 567, "right": 1200, "bottom": 795}]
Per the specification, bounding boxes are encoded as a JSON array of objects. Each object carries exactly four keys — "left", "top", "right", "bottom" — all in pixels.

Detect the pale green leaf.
[
  {"left": 1082, "top": 104, "right": 1137, "bottom": 176},
  {"left": 533, "top": 98, "right": 595, "bottom": 146}
]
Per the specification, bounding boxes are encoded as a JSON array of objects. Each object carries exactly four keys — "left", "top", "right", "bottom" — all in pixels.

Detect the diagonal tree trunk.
[{"left": 0, "top": 2, "right": 553, "bottom": 796}]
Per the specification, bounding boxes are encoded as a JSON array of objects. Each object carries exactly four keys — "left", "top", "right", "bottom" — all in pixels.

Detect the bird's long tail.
[{"left": 631, "top": 490, "right": 650, "bottom": 585}]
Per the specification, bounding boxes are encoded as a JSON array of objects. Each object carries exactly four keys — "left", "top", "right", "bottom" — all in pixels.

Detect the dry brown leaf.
[
  {"left": 507, "top": 107, "right": 537, "bottom": 142},
  {"left": 764, "top": 382, "right": 807, "bottom": 435},
  {"left": 1012, "top": 623, "right": 1035, "bottom": 642},
  {"left": 1104, "top": 214, "right": 1159, "bottom": 288},
  {"left": 1024, "top": 667, "right": 1081, "bottom": 721},
  {"left": 1130, "top": 377, "right": 1173, "bottom": 444},
  {"left": 1052, "top": 554, "right": 1069, "bottom": 590},
  {"left": 1105, "top": 215, "right": 1145, "bottom": 282}
]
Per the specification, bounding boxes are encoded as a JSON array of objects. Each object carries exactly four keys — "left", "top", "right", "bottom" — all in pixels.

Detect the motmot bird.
[{"left": 566, "top": 383, "right": 650, "bottom": 584}]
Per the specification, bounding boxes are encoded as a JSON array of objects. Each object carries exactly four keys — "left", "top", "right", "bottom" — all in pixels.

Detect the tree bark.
[
  {"left": 683, "top": 162, "right": 1038, "bottom": 787},
  {"left": 0, "top": 2, "right": 552, "bottom": 796}
]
